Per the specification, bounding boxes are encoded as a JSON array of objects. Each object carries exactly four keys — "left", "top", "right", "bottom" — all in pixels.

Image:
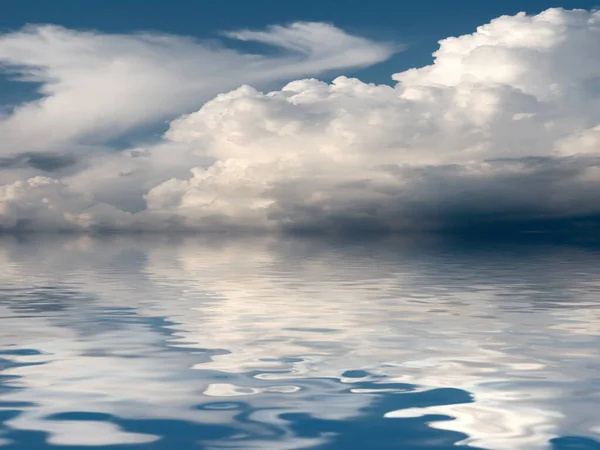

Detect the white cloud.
[
  {"left": 0, "top": 176, "right": 133, "bottom": 230},
  {"left": 1, "top": 8, "right": 600, "bottom": 233},
  {"left": 0, "top": 22, "right": 394, "bottom": 156}
]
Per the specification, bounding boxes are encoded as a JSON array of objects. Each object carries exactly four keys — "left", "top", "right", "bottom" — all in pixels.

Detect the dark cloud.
[{"left": 0, "top": 152, "right": 77, "bottom": 171}]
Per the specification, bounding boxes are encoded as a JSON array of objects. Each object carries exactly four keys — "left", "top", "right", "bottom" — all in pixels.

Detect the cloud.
[
  {"left": 0, "top": 22, "right": 394, "bottom": 156},
  {"left": 1, "top": 8, "right": 600, "bottom": 233},
  {"left": 0, "top": 176, "right": 133, "bottom": 231}
]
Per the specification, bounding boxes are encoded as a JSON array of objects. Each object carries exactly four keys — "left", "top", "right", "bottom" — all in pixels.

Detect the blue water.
[{"left": 0, "top": 235, "right": 599, "bottom": 450}]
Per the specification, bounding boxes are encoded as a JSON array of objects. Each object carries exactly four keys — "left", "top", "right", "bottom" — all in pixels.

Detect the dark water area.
[{"left": 0, "top": 234, "right": 599, "bottom": 450}]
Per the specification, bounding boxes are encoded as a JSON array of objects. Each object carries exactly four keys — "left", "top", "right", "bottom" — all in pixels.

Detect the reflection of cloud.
[
  {"left": 143, "top": 237, "right": 600, "bottom": 449},
  {"left": 0, "top": 237, "right": 383, "bottom": 449},
  {"left": 0, "top": 236, "right": 599, "bottom": 449}
]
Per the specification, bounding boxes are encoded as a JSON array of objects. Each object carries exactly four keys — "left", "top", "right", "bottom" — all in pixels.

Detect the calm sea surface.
[{"left": 0, "top": 235, "right": 599, "bottom": 450}]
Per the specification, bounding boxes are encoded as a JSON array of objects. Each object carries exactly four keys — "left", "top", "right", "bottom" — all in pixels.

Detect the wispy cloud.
[{"left": 0, "top": 22, "right": 395, "bottom": 155}]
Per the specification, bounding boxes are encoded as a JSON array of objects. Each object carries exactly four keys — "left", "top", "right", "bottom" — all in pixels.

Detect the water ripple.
[{"left": 0, "top": 235, "right": 599, "bottom": 449}]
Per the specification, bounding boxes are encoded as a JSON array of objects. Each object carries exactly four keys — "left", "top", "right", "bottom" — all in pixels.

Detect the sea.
[{"left": 0, "top": 234, "right": 599, "bottom": 450}]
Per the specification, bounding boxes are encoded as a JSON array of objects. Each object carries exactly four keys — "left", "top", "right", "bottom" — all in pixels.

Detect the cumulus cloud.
[{"left": 1, "top": 8, "right": 600, "bottom": 233}]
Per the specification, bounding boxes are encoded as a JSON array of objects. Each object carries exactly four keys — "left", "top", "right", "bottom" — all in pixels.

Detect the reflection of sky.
[{"left": 0, "top": 235, "right": 599, "bottom": 449}]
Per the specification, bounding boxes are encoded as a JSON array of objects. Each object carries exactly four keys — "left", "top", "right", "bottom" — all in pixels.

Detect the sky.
[{"left": 0, "top": 1, "right": 600, "bottom": 234}]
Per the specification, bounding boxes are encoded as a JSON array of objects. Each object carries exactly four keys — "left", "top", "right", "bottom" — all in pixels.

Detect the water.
[{"left": 0, "top": 235, "right": 599, "bottom": 450}]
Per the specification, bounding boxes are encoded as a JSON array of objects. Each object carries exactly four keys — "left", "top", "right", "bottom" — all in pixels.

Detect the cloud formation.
[
  {"left": 0, "top": 22, "right": 393, "bottom": 156},
  {"left": 1, "top": 8, "right": 600, "bottom": 233}
]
